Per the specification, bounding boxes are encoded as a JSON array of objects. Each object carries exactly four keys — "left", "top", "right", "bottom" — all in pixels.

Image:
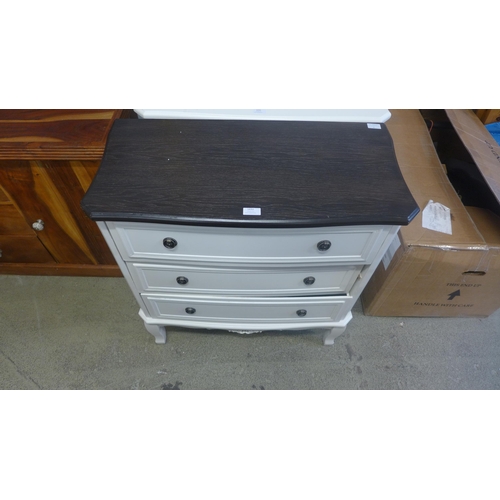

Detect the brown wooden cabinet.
[{"left": 0, "top": 110, "right": 128, "bottom": 276}]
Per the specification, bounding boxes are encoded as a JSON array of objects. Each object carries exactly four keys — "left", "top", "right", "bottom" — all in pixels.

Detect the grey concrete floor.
[{"left": 1, "top": 274, "right": 499, "bottom": 390}]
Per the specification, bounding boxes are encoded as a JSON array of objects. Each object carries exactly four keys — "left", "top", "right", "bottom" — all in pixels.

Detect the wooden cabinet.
[{"left": 0, "top": 110, "right": 128, "bottom": 276}]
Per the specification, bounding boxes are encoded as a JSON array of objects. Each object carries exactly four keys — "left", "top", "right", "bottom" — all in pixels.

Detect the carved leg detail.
[
  {"left": 143, "top": 322, "right": 167, "bottom": 344},
  {"left": 323, "top": 326, "right": 347, "bottom": 346}
]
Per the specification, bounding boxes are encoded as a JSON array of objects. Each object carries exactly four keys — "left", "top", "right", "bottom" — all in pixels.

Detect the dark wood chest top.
[{"left": 81, "top": 118, "right": 419, "bottom": 228}]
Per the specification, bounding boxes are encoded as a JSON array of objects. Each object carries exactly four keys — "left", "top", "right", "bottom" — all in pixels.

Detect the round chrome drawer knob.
[
  {"left": 176, "top": 276, "right": 189, "bottom": 285},
  {"left": 185, "top": 307, "right": 196, "bottom": 315},
  {"left": 163, "top": 237, "right": 178, "bottom": 249},
  {"left": 317, "top": 240, "right": 331, "bottom": 251},
  {"left": 303, "top": 276, "right": 316, "bottom": 285},
  {"left": 296, "top": 309, "right": 307, "bottom": 317},
  {"left": 32, "top": 219, "right": 45, "bottom": 231}
]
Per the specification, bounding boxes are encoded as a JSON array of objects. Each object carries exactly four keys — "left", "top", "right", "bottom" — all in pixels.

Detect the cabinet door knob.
[
  {"left": 185, "top": 307, "right": 196, "bottom": 315},
  {"left": 303, "top": 276, "right": 316, "bottom": 285},
  {"left": 163, "top": 237, "right": 178, "bottom": 249},
  {"left": 317, "top": 240, "right": 331, "bottom": 251},
  {"left": 296, "top": 309, "right": 307, "bottom": 317},
  {"left": 176, "top": 276, "right": 189, "bottom": 285},
  {"left": 32, "top": 219, "right": 45, "bottom": 231}
]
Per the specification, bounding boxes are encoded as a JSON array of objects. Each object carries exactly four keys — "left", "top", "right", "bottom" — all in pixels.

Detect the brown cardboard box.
[
  {"left": 361, "top": 109, "right": 500, "bottom": 317},
  {"left": 475, "top": 109, "right": 500, "bottom": 125}
]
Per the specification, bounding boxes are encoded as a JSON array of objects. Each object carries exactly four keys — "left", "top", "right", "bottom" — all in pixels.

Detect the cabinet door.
[
  {"left": 0, "top": 160, "right": 116, "bottom": 265},
  {"left": 0, "top": 235, "right": 55, "bottom": 263},
  {"left": 0, "top": 186, "right": 55, "bottom": 263},
  {"left": 42, "top": 159, "right": 117, "bottom": 265}
]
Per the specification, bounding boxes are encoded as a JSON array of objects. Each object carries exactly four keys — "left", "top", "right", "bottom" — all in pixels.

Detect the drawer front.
[
  {"left": 108, "top": 222, "right": 387, "bottom": 265},
  {"left": 142, "top": 293, "right": 346, "bottom": 323},
  {"left": 128, "top": 262, "right": 361, "bottom": 296}
]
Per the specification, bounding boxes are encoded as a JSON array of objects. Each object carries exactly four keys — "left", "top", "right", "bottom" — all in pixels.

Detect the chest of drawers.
[{"left": 82, "top": 117, "right": 418, "bottom": 345}]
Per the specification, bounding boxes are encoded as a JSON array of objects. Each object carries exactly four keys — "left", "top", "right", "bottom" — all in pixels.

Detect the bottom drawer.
[{"left": 142, "top": 293, "right": 346, "bottom": 324}]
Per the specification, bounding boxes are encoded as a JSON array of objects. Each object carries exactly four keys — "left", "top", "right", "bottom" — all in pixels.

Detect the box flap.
[
  {"left": 387, "top": 109, "right": 485, "bottom": 250},
  {"left": 446, "top": 109, "right": 500, "bottom": 207}
]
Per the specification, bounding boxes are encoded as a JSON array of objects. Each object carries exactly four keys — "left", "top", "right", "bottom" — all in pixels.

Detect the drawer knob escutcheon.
[
  {"left": 303, "top": 276, "right": 316, "bottom": 285},
  {"left": 176, "top": 276, "right": 189, "bottom": 285},
  {"left": 185, "top": 307, "right": 196, "bottom": 315},
  {"left": 163, "top": 237, "right": 178, "bottom": 249},
  {"left": 296, "top": 309, "right": 307, "bottom": 317},
  {"left": 317, "top": 240, "right": 331, "bottom": 251}
]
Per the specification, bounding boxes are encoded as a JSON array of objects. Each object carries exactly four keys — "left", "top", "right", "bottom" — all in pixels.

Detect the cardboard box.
[
  {"left": 361, "top": 109, "right": 500, "bottom": 317},
  {"left": 475, "top": 109, "right": 500, "bottom": 125}
]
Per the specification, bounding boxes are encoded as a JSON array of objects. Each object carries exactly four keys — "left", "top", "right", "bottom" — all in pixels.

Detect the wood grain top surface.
[
  {"left": 81, "top": 118, "right": 420, "bottom": 228},
  {"left": 0, "top": 110, "right": 122, "bottom": 160}
]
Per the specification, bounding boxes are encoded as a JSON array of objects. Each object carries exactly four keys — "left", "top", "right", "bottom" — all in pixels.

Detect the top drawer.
[{"left": 106, "top": 222, "right": 390, "bottom": 266}]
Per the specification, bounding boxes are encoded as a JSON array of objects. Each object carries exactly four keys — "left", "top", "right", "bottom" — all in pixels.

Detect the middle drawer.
[{"left": 128, "top": 262, "right": 362, "bottom": 296}]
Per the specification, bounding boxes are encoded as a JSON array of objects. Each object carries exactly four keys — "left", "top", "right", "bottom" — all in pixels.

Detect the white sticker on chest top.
[{"left": 243, "top": 207, "right": 261, "bottom": 216}]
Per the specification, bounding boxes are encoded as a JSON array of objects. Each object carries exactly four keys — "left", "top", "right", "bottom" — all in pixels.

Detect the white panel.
[{"left": 134, "top": 109, "right": 392, "bottom": 123}]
